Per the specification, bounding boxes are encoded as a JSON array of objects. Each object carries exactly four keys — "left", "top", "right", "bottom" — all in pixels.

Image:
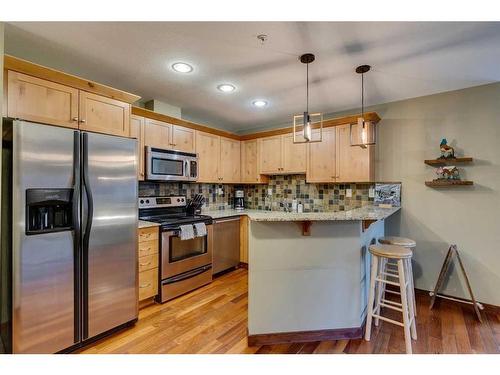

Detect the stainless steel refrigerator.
[{"left": 0, "top": 120, "right": 138, "bottom": 353}]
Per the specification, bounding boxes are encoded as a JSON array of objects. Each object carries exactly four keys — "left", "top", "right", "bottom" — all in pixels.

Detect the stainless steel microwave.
[{"left": 146, "top": 147, "right": 198, "bottom": 182}]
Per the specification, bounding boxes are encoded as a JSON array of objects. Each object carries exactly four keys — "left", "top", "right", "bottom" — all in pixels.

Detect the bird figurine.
[{"left": 439, "top": 138, "right": 455, "bottom": 159}]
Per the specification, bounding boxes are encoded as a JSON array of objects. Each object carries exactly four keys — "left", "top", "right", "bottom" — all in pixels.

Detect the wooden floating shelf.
[
  {"left": 424, "top": 157, "right": 473, "bottom": 166},
  {"left": 425, "top": 180, "right": 474, "bottom": 187}
]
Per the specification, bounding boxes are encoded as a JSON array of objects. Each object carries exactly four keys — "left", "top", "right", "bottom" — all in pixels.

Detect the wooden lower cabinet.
[
  {"left": 138, "top": 226, "right": 159, "bottom": 303},
  {"left": 239, "top": 215, "right": 249, "bottom": 264}
]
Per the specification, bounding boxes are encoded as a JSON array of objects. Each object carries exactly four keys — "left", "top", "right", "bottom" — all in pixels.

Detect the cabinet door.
[
  {"left": 196, "top": 131, "right": 220, "bottom": 183},
  {"left": 282, "top": 133, "right": 307, "bottom": 173},
  {"left": 241, "top": 139, "right": 260, "bottom": 183},
  {"left": 144, "top": 118, "right": 172, "bottom": 149},
  {"left": 219, "top": 137, "right": 241, "bottom": 183},
  {"left": 79, "top": 91, "right": 131, "bottom": 137},
  {"left": 7, "top": 71, "right": 79, "bottom": 129},
  {"left": 130, "top": 115, "right": 145, "bottom": 180},
  {"left": 306, "top": 127, "right": 336, "bottom": 183},
  {"left": 336, "top": 124, "right": 374, "bottom": 182},
  {"left": 259, "top": 135, "right": 282, "bottom": 174},
  {"left": 171, "top": 125, "right": 195, "bottom": 153}
]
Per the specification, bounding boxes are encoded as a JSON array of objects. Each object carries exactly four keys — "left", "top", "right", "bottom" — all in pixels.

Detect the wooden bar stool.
[
  {"left": 378, "top": 236, "right": 417, "bottom": 318},
  {"left": 365, "top": 244, "right": 417, "bottom": 354}
]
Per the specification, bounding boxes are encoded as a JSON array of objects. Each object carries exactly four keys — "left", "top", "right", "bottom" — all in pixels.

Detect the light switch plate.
[
  {"left": 346, "top": 188, "right": 352, "bottom": 198},
  {"left": 218, "top": 187, "right": 224, "bottom": 196},
  {"left": 267, "top": 188, "right": 273, "bottom": 196},
  {"left": 369, "top": 188, "right": 375, "bottom": 198}
]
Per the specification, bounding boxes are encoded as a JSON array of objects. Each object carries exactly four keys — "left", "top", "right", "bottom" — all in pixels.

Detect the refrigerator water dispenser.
[{"left": 26, "top": 188, "right": 74, "bottom": 235}]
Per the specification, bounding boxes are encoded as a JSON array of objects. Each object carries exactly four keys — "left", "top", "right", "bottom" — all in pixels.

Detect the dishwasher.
[{"left": 213, "top": 217, "right": 240, "bottom": 274}]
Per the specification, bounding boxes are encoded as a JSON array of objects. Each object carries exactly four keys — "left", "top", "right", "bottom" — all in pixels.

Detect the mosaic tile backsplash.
[{"left": 139, "top": 174, "right": 375, "bottom": 212}]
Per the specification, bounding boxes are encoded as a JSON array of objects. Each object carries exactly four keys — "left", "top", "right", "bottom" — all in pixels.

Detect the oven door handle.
[{"left": 163, "top": 265, "right": 212, "bottom": 285}]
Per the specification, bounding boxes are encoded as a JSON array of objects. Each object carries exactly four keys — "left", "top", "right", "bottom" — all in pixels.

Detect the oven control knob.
[
  {"left": 145, "top": 199, "right": 150, "bottom": 204},
  {"left": 140, "top": 199, "right": 144, "bottom": 204},
  {"left": 181, "top": 198, "right": 185, "bottom": 202},
  {"left": 177, "top": 198, "right": 180, "bottom": 202}
]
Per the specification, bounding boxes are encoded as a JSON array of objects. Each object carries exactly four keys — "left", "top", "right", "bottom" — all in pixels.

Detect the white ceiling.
[{"left": 5, "top": 22, "right": 500, "bottom": 133}]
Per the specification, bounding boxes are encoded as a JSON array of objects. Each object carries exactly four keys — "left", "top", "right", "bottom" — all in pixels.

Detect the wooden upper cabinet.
[
  {"left": 259, "top": 133, "right": 307, "bottom": 175},
  {"left": 282, "top": 133, "right": 307, "bottom": 173},
  {"left": 196, "top": 131, "right": 220, "bottom": 183},
  {"left": 336, "top": 124, "right": 374, "bottom": 182},
  {"left": 144, "top": 118, "right": 172, "bottom": 150},
  {"left": 259, "top": 135, "right": 282, "bottom": 174},
  {"left": 241, "top": 139, "right": 267, "bottom": 184},
  {"left": 171, "top": 125, "right": 195, "bottom": 153},
  {"left": 7, "top": 71, "right": 79, "bottom": 129},
  {"left": 219, "top": 137, "right": 241, "bottom": 183},
  {"left": 130, "top": 115, "right": 145, "bottom": 180},
  {"left": 79, "top": 91, "right": 131, "bottom": 137},
  {"left": 306, "top": 127, "right": 336, "bottom": 183}
]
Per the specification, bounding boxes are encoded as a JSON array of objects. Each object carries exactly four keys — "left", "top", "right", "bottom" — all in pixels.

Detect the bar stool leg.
[
  {"left": 365, "top": 253, "right": 379, "bottom": 341},
  {"left": 397, "top": 259, "right": 413, "bottom": 354},
  {"left": 408, "top": 255, "right": 417, "bottom": 318},
  {"left": 374, "top": 257, "right": 386, "bottom": 327},
  {"left": 405, "top": 259, "right": 417, "bottom": 340}
]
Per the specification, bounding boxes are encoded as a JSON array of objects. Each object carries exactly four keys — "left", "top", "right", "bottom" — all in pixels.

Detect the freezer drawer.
[{"left": 213, "top": 217, "right": 240, "bottom": 274}]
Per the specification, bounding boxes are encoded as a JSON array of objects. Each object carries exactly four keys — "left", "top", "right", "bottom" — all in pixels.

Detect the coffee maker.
[{"left": 234, "top": 189, "right": 245, "bottom": 211}]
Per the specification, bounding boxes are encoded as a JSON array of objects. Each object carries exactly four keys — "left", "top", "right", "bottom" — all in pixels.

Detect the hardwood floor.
[{"left": 78, "top": 268, "right": 500, "bottom": 354}]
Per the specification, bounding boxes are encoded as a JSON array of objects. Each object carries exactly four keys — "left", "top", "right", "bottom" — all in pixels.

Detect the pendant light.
[
  {"left": 350, "top": 64, "right": 376, "bottom": 148},
  {"left": 293, "top": 53, "right": 323, "bottom": 144}
]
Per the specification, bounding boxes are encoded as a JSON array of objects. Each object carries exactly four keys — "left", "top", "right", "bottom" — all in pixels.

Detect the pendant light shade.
[
  {"left": 350, "top": 65, "right": 376, "bottom": 148},
  {"left": 293, "top": 53, "right": 323, "bottom": 144}
]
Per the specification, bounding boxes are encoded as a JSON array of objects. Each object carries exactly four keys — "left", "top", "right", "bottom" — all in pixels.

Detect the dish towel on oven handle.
[
  {"left": 179, "top": 224, "right": 195, "bottom": 240},
  {"left": 194, "top": 222, "right": 207, "bottom": 237}
]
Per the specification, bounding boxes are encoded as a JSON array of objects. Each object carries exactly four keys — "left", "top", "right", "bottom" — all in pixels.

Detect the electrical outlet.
[
  {"left": 267, "top": 188, "right": 273, "bottom": 196},
  {"left": 369, "top": 188, "right": 375, "bottom": 198},
  {"left": 218, "top": 187, "right": 224, "bottom": 196},
  {"left": 346, "top": 188, "right": 352, "bottom": 198}
]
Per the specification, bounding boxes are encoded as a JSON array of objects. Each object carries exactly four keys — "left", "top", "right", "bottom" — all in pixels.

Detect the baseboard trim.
[{"left": 247, "top": 325, "right": 363, "bottom": 346}]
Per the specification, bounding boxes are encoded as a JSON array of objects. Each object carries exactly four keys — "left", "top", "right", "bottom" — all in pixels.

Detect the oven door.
[
  {"left": 146, "top": 148, "right": 195, "bottom": 182},
  {"left": 161, "top": 225, "right": 213, "bottom": 279}
]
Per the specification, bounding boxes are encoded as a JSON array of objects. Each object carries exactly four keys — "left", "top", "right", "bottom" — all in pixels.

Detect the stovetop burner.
[
  {"left": 138, "top": 195, "right": 212, "bottom": 230},
  {"left": 140, "top": 213, "right": 212, "bottom": 224}
]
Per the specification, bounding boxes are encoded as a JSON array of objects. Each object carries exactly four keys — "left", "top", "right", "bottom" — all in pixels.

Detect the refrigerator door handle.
[
  {"left": 72, "top": 131, "right": 81, "bottom": 343},
  {"left": 81, "top": 132, "right": 94, "bottom": 339},
  {"left": 82, "top": 133, "right": 94, "bottom": 244}
]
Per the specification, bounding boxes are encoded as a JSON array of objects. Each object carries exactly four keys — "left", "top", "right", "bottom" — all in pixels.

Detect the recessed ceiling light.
[
  {"left": 252, "top": 100, "right": 268, "bottom": 108},
  {"left": 172, "top": 62, "right": 193, "bottom": 73},
  {"left": 217, "top": 84, "right": 236, "bottom": 93}
]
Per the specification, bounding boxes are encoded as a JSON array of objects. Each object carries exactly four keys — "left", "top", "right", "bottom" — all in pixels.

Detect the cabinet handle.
[
  {"left": 140, "top": 247, "right": 151, "bottom": 253},
  {"left": 72, "top": 117, "right": 78, "bottom": 122},
  {"left": 80, "top": 119, "right": 86, "bottom": 123},
  {"left": 139, "top": 261, "right": 152, "bottom": 267},
  {"left": 139, "top": 283, "right": 151, "bottom": 289}
]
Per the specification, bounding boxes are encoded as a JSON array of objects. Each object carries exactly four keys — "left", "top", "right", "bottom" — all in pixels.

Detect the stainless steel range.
[{"left": 138, "top": 196, "right": 213, "bottom": 302}]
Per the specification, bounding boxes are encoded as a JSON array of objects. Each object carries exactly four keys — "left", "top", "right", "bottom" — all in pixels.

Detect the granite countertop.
[
  {"left": 202, "top": 205, "right": 400, "bottom": 222},
  {"left": 138, "top": 220, "right": 161, "bottom": 229}
]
